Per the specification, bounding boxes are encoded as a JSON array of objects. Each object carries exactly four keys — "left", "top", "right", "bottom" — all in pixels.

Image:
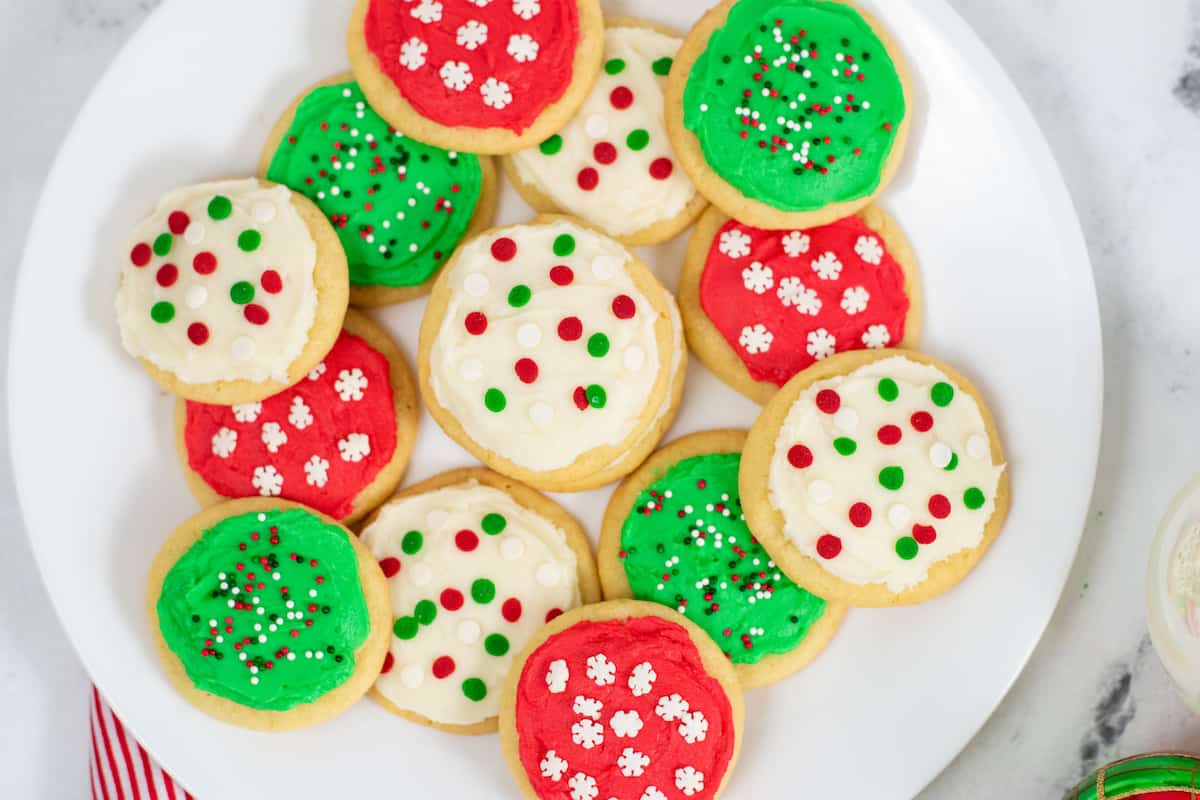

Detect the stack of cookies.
[{"left": 118, "top": 0, "right": 1010, "bottom": 797}]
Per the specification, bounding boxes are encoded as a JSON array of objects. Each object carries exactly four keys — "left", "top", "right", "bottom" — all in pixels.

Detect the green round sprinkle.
[
  {"left": 152, "top": 233, "right": 173, "bottom": 257},
  {"left": 207, "top": 195, "right": 232, "bottom": 220},
  {"left": 553, "top": 234, "right": 575, "bottom": 257},
  {"left": 484, "top": 388, "right": 507, "bottom": 413},
  {"left": 944, "top": 453, "right": 959, "bottom": 472},
  {"left": 652, "top": 56, "right": 674, "bottom": 76},
  {"left": 462, "top": 678, "right": 487, "bottom": 702},
  {"left": 604, "top": 58, "right": 626, "bottom": 75},
  {"left": 507, "top": 284, "right": 531, "bottom": 307},
  {"left": 484, "top": 633, "right": 510, "bottom": 656},
  {"left": 401, "top": 530, "right": 423, "bottom": 555},
  {"left": 393, "top": 616, "right": 418, "bottom": 640},
  {"left": 150, "top": 301, "right": 175, "bottom": 324},
  {"left": 237, "top": 229, "right": 261, "bottom": 252},
  {"left": 471, "top": 578, "right": 496, "bottom": 604},
  {"left": 414, "top": 599, "right": 437, "bottom": 625},
  {"left": 879, "top": 466, "right": 905, "bottom": 491},
  {"left": 587, "top": 333, "right": 610, "bottom": 358},
  {"left": 586, "top": 384, "right": 607, "bottom": 409},
  {"left": 877, "top": 378, "right": 899, "bottom": 402},
  {"left": 482, "top": 513, "right": 506, "bottom": 535},
  {"left": 539, "top": 135, "right": 563, "bottom": 156},
  {"left": 895, "top": 537, "right": 919, "bottom": 561},
  {"left": 963, "top": 487, "right": 986, "bottom": 509},
  {"left": 229, "top": 281, "right": 255, "bottom": 305},
  {"left": 932, "top": 382, "right": 955, "bottom": 407},
  {"left": 626, "top": 129, "right": 650, "bottom": 151},
  {"left": 833, "top": 437, "right": 857, "bottom": 456}
]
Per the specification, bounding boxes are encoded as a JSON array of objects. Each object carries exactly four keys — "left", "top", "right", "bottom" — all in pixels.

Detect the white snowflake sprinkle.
[
  {"left": 586, "top": 654, "right": 615, "bottom": 686},
  {"left": 862, "top": 324, "right": 891, "bottom": 349},
  {"left": 655, "top": 693, "right": 689, "bottom": 722},
  {"left": 251, "top": 465, "right": 283, "bottom": 497},
  {"left": 232, "top": 402, "right": 262, "bottom": 423},
  {"left": 741, "top": 261, "right": 774, "bottom": 294},
  {"left": 307, "top": 362, "right": 326, "bottom": 381},
  {"left": 777, "top": 276, "right": 821, "bottom": 315},
  {"left": 546, "top": 659, "right": 569, "bottom": 693},
  {"left": 811, "top": 251, "right": 844, "bottom": 280},
  {"left": 540, "top": 750, "right": 568, "bottom": 781},
  {"left": 260, "top": 422, "right": 288, "bottom": 454},
  {"left": 288, "top": 396, "right": 313, "bottom": 429},
  {"left": 440, "top": 60, "right": 473, "bottom": 91},
  {"left": 855, "top": 235, "right": 884, "bottom": 265},
  {"left": 618, "top": 747, "right": 650, "bottom": 777},
  {"left": 628, "top": 661, "right": 656, "bottom": 697},
  {"left": 572, "top": 695, "right": 603, "bottom": 720},
  {"left": 782, "top": 230, "right": 811, "bottom": 257},
  {"left": 719, "top": 228, "right": 752, "bottom": 258},
  {"left": 739, "top": 324, "right": 773, "bottom": 355},
  {"left": 399, "top": 37, "right": 428, "bottom": 71},
  {"left": 568, "top": 772, "right": 598, "bottom": 800},
  {"left": 571, "top": 719, "right": 604, "bottom": 750},
  {"left": 675, "top": 766, "right": 705, "bottom": 796},
  {"left": 806, "top": 328, "right": 836, "bottom": 360},
  {"left": 609, "top": 709, "right": 644, "bottom": 738},
  {"left": 304, "top": 455, "right": 329, "bottom": 488},
  {"left": 480, "top": 77, "right": 513, "bottom": 109},
  {"left": 211, "top": 427, "right": 237, "bottom": 458},
  {"left": 456, "top": 19, "right": 488, "bottom": 50},
  {"left": 410, "top": 0, "right": 442, "bottom": 24},
  {"left": 841, "top": 285, "right": 870, "bottom": 315},
  {"left": 640, "top": 788, "right": 667, "bottom": 800},
  {"left": 507, "top": 33, "right": 539, "bottom": 62},
  {"left": 337, "top": 433, "right": 371, "bottom": 463},
  {"left": 512, "top": 0, "right": 540, "bottom": 20},
  {"left": 678, "top": 710, "right": 709, "bottom": 744},
  {"left": 335, "top": 367, "right": 369, "bottom": 401}
]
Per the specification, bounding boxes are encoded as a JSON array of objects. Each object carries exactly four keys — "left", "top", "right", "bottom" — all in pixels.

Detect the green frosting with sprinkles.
[
  {"left": 619, "top": 451, "right": 827, "bottom": 664},
  {"left": 156, "top": 508, "right": 370, "bottom": 711},
  {"left": 683, "top": 0, "right": 906, "bottom": 211},
  {"left": 266, "top": 80, "right": 483, "bottom": 288}
]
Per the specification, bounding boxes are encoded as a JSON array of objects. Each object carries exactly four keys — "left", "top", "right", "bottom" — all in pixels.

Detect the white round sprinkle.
[
  {"left": 516, "top": 323, "right": 542, "bottom": 348},
  {"left": 400, "top": 664, "right": 424, "bottom": 688},
  {"left": 500, "top": 538, "right": 526, "bottom": 561},
  {"left": 591, "top": 255, "right": 621, "bottom": 280},
  {"left": 183, "top": 223, "right": 205, "bottom": 245},
  {"left": 458, "top": 359, "right": 484, "bottom": 382},
  {"left": 966, "top": 434, "right": 989, "bottom": 460},
  {"left": 807, "top": 480, "right": 833, "bottom": 503},
  {"left": 929, "top": 442, "right": 953, "bottom": 469},
  {"left": 457, "top": 620, "right": 481, "bottom": 644},
  {"left": 463, "top": 272, "right": 490, "bottom": 296},
  {"left": 623, "top": 346, "right": 645, "bottom": 372},
  {"left": 536, "top": 562, "right": 562, "bottom": 587},
  {"left": 833, "top": 408, "right": 859, "bottom": 432},
  {"left": 584, "top": 114, "right": 609, "bottom": 138},
  {"left": 251, "top": 201, "right": 277, "bottom": 223},
  {"left": 529, "top": 402, "right": 554, "bottom": 427},
  {"left": 231, "top": 336, "right": 255, "bottom": 361},
  {"left": 888, "top": 504, "right": 912, "bottom": 529},
  {"left": 185, "top": 285, "right": 207, "bottom": 309},
  {"left": 409, "top": 564, "right": 432, "bottom": 586}
]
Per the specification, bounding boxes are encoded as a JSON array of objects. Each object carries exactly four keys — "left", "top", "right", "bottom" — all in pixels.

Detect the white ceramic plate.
[{"left": 8, "top": 0, "right": 1100, "bottom": 797}]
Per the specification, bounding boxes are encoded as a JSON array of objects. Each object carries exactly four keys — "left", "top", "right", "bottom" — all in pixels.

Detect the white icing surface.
[
  {"left": 508, "top": 27, "right": 698, "bottom": 236},
  {"left": 115, "top": 179, "right": 318, "bottom": 384},
  {"left": 430, "top": 220, "right": 669, "bottom": 471},
  {"left": 361, "top": 481, "right": 581, "bottom": 725},
  {"left": 768, "top": 356, "right": 1005, "bottom": 591}
]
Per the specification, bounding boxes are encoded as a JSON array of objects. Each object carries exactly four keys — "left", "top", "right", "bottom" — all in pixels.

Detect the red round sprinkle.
[
  {"left": 465, "top": 311, "right": 488, "bottom": 335},
  {"left": 515, "top": 358, "right": 539, "bottom": 384},
  {"left": 787, "top": 444, "right": 813, "bottom": 469},
  {"left": 130, "top": 243, "right": 151, "bottom": 266},
  {"left": 244, "top": 304, "right": 269, "bottom": 325},
  {"left": 816, "top": 534, "right": 842, "bottom": 559},
  {"left": 167, "top": 211, "right": 190, "bottom": 234},
  {"left": 816, "top": 389, "right": 841, "bottom": 414},
  {"left": 649, "top": 158, "right": 674, "bottom": 180},
  {"left": 577, "top": 167, "right": 599, "bottom": 191},
  {"left": 928, "top": 494, "right": 951, "bottom": 519},
  {"left": 913, "top": 524, "right": 938, "bottom": 545},
  {"left": 877, "top": 425, "right": 902, "bottom": 445},
  {"left": 848, "top": 502, "right": 872, "bottom": 528},
  {"left": 549, "top": 265, "right": 574, "bottom": 286},
  {"left": 260, "top": 269, "right": 283, "bottom": 294},
  {"left": 573, "top": 386, "right": 589, "bottom": 410},
  {"left": 155, "top": 263, "right": 178, "bottom": 287},
  {"left": 380, "top": 652, "right": 395, "bottom": 674},
  {"left": 491, "top": 237, "right": 517, "bottom": 261},
  {"left": 193, "top": 251, "right": 217, "bottom": 274},
  {"left": 440, "top": 588, "right": 464, "bottom": 611},
  {"left": 910, "top": 411, "right": 934, "bottom": 432},
  {"left": 610, "top": 86, "right": 634, "bottom": 109},
  {"left": 594, "top": 142, "right": 617, "bottom": 164},
  {"left": 557, "top": 316, "right": 582, "bottom": 341},
  {"left": 501, "top": 598, "right": 523, "bottom": 622},
  {"left": 545, "top": 608, "right": 563, "bottom": 622},
  {"left": 379, "top": 557, "right": 401, "bottom": 578},
  {"left": 187, "top": 322, "right": 209, "bottom": 346},
  {"left": 611, "top": 294, "right": 636, "bottom": 319},
  {"left": 432, "top": 656, "right": 456, "bottom": 679},
  {"left": 454, "top": 529, "right": 479, "bottom": 552}
]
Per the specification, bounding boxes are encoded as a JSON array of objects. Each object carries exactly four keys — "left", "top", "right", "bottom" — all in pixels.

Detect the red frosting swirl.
[
  {"left": 515, "top": 616, "right": 735, "bottom": 800},
  {"left": 364, "top": 0, "right": 580, "bottom": 133}
]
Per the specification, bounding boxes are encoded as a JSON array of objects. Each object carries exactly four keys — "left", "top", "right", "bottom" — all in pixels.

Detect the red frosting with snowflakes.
[
  {"left": 363, "top": 0, "right": 580, "bottom": 133},
  {"left": 515, "top": 616, "right": 735, "bottom": 800},
  {"left": 183, "top": 331, "right": 398, "bottom": 519},
  {"left": 699, "top": 216, "right": 910, "bottom": 386}
]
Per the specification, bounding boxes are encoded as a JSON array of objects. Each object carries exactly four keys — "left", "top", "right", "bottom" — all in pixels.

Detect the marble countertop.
[{"left": 2, "top": 0, "right": 1199, "bottom": 796}]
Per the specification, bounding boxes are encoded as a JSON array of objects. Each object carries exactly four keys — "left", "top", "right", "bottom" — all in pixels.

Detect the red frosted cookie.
[
  {"left": 176, "top": 310, "right": 418, "bottom": 524},
  {"left": 679, "top": 204, "right": 921, "bottom": 403},
  {"left": 500, "top": 601, "right": 743, "bottom": 800},
  {"left": 348, "top": 0, "right": 605, "bottom": 154}
]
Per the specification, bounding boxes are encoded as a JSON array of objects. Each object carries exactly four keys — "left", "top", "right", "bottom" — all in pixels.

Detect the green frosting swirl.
[
  {"left": 266, "top": 80, "right": 482, "bottom": 288},
  {"left": 619, "top": 451, "right": 827, "bottom": 664},
  {"left": 683, "top": 0, "right": 906, "bottom": 211},
  {"left": 157, "top": 508, "right": 370, "bottom": 711}
]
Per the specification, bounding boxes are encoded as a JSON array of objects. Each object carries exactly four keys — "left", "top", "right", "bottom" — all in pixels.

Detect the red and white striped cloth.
[{"left": 89, "top": 686, "right": 194, "bottom": 800}]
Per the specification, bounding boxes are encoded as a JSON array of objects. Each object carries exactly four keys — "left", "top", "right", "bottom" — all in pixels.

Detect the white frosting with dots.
[
  {"left": 362, "top": 482, "right": 581, "bottom": 725},
  {"left": 116, "top": 179, "right": 318, "bottom": 384},
  {"left": 508, "top": 27, "right": 698, "bottom": 237},
  {"left": 768, "top": 356, "right": 1005, "bottom": 591}
]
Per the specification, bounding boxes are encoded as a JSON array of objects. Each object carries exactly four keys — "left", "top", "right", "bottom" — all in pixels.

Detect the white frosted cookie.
[
  {"left": 418, "top": 216, "right": 684, "bottom": 492},
  {"left": 741, "top": 350, "right": 1010, "bottom": 606},
  {"left": 359, "top": 470, "right": 600, "bottom": 733},
  {"left": 116, "top": 178, "right": 348, "bottom": 404},
  {"left": 504, "top": 20, "right": 706, "bottom": 245}
]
